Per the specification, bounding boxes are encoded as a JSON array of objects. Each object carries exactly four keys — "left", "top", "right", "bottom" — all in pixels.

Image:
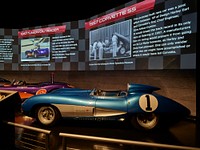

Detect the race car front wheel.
[
  {"left": 35, "top": 105, "right": 61, "bottom": 126},
  {"left": 131, "top": 113, "right": 159, "bottom": 131}
]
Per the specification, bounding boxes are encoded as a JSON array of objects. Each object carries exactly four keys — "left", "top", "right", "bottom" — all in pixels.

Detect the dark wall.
[
  {"left": 0, "top": 70, "right": 196, "bottom": 116},
  {"left": 0, "top": 91, "right": 21, "bottom": 149}
]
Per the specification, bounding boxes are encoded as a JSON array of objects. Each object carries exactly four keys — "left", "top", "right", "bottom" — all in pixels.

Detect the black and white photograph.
[{"left": 89, "top": 20, "right": 132, "bottom": 61}]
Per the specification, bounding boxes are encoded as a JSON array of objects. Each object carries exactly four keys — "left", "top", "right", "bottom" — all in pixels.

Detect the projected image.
[
  {"left": 21, "top": 37, "right": 50, "bottom": 62},
  {"left": 0, "top": 0, "right": 196, "bottom": 71},
  {"left": 89, "top": 20, "right": 131, "bottom": 61}
]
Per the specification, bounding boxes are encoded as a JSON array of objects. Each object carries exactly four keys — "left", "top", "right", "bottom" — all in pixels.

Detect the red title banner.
[
  {"left": 18, "top": 25, "right": 66, "bottom": 38},
  {"left": 85, "top": 0, "right": 155, "bottom": 30}
]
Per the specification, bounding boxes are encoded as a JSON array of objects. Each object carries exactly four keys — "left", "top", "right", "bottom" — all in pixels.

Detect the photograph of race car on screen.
[{"left": 21, "top": 37, "right": 50, "bottom": 62}]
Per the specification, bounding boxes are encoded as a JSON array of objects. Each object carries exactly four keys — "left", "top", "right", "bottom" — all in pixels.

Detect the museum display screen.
[
  {"left": 86, "top": 0, "right": 197, "bottom": 70},
  {"left": 17, "top": 24, "right": 82, "bottom": 71},
  {"left": 0, "top": 0, "right": 197, "bottom": 71}
]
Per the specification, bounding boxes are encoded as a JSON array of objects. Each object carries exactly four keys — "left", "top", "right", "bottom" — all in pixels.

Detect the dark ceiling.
[{"left": 1, "top": 0, "right": 132, "bottom": 29}]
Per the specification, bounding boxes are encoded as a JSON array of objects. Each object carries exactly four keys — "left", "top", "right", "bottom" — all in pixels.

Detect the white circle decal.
[{"left": 139, "top": 94, "right": 158, "bottom": 112}]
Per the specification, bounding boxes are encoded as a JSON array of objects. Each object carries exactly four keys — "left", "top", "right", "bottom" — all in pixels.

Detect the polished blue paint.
[{"left": 21, "top": 83, "right": 190, "bottom": 119}]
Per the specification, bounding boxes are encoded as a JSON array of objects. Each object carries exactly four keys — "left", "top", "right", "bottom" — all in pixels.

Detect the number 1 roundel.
[{"left": 139, "top": 94, "right": 158, "bottom": 112}]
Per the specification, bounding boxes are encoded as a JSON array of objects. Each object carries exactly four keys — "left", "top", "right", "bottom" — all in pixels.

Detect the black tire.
[
  {"left": 130, "top": 113, "right": 159, "bottom": 131},
  {"left": 35, "top": 105, "right": 61, "bottom": 126}
]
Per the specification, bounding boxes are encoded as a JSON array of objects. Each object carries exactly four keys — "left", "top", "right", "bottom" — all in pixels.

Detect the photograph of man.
[
  {"left": 89, "top": 20, "right": 132, "bottom": 61},
  {"left": 90, "top": 40, "right": 98, "bottom": 60},
  {"left": 97, "top": 40, "right": 104, "bottom": 60},
  {"left": 111, "top": 33, "right": 118, "bottom": 57}
]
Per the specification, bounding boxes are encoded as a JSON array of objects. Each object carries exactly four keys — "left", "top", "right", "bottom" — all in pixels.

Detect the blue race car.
[{"left": 21, "top": 83, "right": 190, "bottom": 130}]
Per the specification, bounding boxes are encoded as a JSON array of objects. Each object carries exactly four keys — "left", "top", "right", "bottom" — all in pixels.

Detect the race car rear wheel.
[
  {"left": 35, "top": 105, "right": 61, "bottom": 126},
  {"left": 131, "top": 113, "right": 159, "bottom": 130}
]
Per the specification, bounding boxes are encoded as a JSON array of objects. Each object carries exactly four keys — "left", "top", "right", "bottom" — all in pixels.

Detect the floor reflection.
[{"left": 14, "top": 114, "right": 199, "bottom": 150}]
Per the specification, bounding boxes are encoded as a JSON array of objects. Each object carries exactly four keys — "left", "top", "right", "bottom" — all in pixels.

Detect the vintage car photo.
[
  {"left": 89, "top": 20, "right": 131, "bottom": 61},
  {"left": 21, "top": 83, "right": 190, "bottom": 131},
  {"left": 25, "top": 48, "right": 49, "bottom": 58},
  {"left": 21, "top": 37, "right": 50, "bottom": 61}
]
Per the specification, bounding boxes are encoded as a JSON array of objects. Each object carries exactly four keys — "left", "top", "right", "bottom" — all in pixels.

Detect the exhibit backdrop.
[{"left": 0, "top": 0, "right": 197, "bottom": 71}]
